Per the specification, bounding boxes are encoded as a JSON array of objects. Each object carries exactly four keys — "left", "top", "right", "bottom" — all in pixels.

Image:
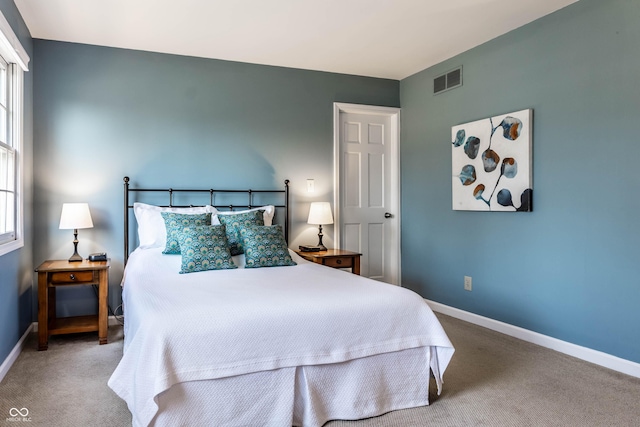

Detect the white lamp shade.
[
  {"left": 308, "top": 202, "right": 333, "bottom": 225},
  {"left": 59, "top": 203, "right": 94, "bottom": 230}
]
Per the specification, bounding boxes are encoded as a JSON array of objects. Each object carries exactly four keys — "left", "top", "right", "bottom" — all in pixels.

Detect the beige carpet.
[{"left": 1, "top": 313, "right": 639, "bottom": 426}]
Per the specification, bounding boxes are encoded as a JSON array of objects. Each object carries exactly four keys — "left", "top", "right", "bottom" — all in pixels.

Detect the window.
[
  {"left": 0, "top": 11, "right": 28, "bottom": 256},
  {"left": 0, "top": 56, "right": 15, "bottom": 246}
]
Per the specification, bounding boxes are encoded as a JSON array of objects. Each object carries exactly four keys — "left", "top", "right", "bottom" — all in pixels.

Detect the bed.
[{"left": 108, "top": 177, "right": 455, "bottom": 427}]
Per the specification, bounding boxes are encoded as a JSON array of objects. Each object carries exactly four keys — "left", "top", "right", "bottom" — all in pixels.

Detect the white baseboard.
[
  {"left": 0, "top": 322, "right": 34, "bottom": 383},
  {"left": 426, "top": 299, "right": 640, "bottom": 379},
  {"left": 1, "top": 316, "right": 123, "bottom": 383}
]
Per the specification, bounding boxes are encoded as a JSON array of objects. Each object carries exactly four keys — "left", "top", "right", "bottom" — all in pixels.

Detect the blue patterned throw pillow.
[
  {"left": 217, "top": 210, "right": 264, "bottom": 255},
  {"left": 242, "top": 225, "right": 297, "bottom": 268},
  {"left": 177, "top": 225, "right": 237, "bottom": 273},
  {"left": 161, "top": 212, "right": 212, "bottom": 254}
]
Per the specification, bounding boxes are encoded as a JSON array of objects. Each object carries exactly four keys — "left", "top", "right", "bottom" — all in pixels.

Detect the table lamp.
[
  {"left": 59, "top": 203, "right": 94, "bottom": 262},
  {"left": 307, "top": 202, "right": 333, "bottom": 251}
]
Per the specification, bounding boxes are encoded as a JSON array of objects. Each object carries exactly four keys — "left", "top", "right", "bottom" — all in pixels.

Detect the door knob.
[{"left": 384, "top": 212, "right": 393, "bottom": 219}]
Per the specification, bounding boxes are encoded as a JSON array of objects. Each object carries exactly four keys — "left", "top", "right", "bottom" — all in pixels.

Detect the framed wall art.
[{"left": 451, "top": 109, "right": 532, "bottom": 211}]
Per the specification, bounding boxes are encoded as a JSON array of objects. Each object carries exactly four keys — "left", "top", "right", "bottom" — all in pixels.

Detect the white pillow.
[
  {"left": 213, "top": 205, "right": 275, "bottom": 226},
  {"left": 133, "top": 203, "right": 217, "bottom": 249}
]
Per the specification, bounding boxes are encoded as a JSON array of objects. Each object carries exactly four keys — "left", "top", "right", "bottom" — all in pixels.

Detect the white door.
[{"left": 333, "top": 103, "right": 400, "bottom": 285}]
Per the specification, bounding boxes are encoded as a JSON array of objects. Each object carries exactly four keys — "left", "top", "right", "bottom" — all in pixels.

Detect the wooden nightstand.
[
  {"left": 295, "top": 249, "right": 362, "bottom": 275},
  {"left": 35, "top": 259, "right": 110, "bottom": 351}
]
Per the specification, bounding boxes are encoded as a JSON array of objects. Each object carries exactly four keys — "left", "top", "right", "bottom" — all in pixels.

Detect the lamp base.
[
  {"left": 68, "top": 231, "right": 83, "bottom": 262},
  {"left": 68, "top": 252, "right": 83, "bottom": 262},
  {"left": 317, "top": 224, "right": 327, "bottom": 251}
]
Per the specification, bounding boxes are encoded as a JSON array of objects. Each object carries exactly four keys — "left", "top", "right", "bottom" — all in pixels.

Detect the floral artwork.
[{"left": 451, "top": 109, "right": 532, "bottom": 211}]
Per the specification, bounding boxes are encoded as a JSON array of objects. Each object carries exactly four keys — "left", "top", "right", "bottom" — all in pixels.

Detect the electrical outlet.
[{"left": 464, "top": 276, "right": 472, "bottom": 291}]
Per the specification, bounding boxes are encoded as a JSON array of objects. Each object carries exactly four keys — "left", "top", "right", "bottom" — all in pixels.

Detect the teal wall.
[
  {"left": 400, "top": 0, "right": 640, "bottom": 363},
  {"left": 32, "top": 40, "right": 399, "bottom": 316},
  {"left": 0, "top": 0, "right": 33, "bottom": 364}
]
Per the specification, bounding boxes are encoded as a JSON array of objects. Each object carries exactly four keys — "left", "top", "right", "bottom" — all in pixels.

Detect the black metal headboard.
[{"left": 123, "top": 176, "right": 290, "bottom": 264}]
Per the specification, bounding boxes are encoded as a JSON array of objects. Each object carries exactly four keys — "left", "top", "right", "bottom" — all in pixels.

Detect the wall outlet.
[{"left": 464, "top": 276, "right": 472, "bottom": 291}]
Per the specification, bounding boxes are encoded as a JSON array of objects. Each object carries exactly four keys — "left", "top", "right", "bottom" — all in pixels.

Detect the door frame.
[{"left": 333, "top": 102, "right": 401, "bottom": 285}]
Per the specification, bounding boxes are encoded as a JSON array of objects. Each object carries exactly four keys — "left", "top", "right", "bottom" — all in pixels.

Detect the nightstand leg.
[
  {"left": 98, "top": 270, "right": 108, "bottom": 345},
  {"left": 37, "top": 272, "right": 48, "bottom": 351},
  {"left": 352, "top": 256, "right": 360, "bottom": 275}
]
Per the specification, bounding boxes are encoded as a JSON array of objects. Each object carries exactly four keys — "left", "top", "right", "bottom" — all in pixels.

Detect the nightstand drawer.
[
  {"left": 294, "top": 249, "right": 361, "bottom": 275},
  {"left": 50, "top": 270, "right": 95, "bottom": 284},
  {"left": 323, "top": 257, "right": 353, "bottom": 268}
]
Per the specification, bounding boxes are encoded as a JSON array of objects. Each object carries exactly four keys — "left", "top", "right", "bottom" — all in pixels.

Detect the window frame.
[
  {"left": 0, "top": 54, "right": 15, "bottom": 245},
  {"left": 0, "top": 10, "right": 28, "bottom": 256}
]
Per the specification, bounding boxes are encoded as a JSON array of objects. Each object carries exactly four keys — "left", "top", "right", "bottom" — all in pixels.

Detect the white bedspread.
[{"left": 108, "top": 248, "right": 454, "bottom": 427}]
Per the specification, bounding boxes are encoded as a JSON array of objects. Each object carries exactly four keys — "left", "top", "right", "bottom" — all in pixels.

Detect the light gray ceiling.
[{"left": 15, "top": 0, "right": 577, "bottom": 79}]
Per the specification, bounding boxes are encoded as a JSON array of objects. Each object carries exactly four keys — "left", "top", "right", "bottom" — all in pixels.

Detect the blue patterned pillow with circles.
[
  {"left": 176, "top": 225, "right": 237, "bottom": 273},
  {"left": 217, "top": 210, "right": 264, "bottom": 255},
  {"left": 242, "top": 225, "right": 297, "bottom": 268},
  {"left": 161, "top": 212, "right": 212, "bottom": 254}
]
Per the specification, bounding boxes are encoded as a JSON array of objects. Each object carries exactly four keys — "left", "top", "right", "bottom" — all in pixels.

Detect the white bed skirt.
[{"left": 150, "top": 347, "right": 431, "bottom": 427}]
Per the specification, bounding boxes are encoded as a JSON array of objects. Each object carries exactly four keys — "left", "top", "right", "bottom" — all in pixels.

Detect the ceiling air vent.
[{"left": 433, "top": 66, "right": 462, "bottom": 95}]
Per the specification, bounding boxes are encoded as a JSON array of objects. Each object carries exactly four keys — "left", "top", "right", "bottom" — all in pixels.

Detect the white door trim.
[{"left": 333, "top": 102, "right": 401, "bottom": 284}]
